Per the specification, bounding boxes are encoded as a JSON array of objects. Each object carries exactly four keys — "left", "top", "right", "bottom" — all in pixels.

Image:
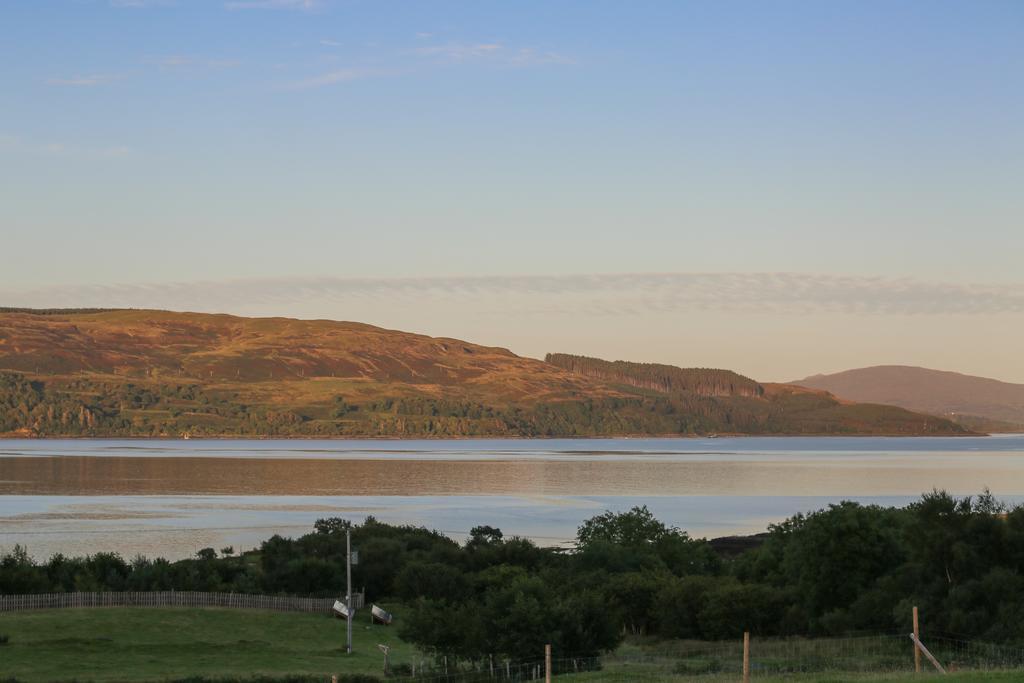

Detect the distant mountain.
[
  {"left": 546, "top": 353, "right": 968, "bottom": 436},
  {"left": 793, "top": 366, "right": 1024, "bottom": 431},
  {"left": 0, "top": 309, "right": 969, "bottom": 437}
]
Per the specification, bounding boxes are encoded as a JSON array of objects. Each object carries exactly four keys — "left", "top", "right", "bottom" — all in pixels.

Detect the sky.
[{"left": 1, "top": 1, "right": 1022, "bottom": 382}]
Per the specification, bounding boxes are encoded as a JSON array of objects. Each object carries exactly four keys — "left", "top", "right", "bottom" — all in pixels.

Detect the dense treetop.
[
  {"left": 546, "top": 353, "right": 764, "bottom": 398},
  {"left": 5, "top": 492, "right": 1024, "bottom": 661}
]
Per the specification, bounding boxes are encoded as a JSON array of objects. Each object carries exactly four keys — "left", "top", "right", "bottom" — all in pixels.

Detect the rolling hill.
[
  {"left": 793, "top": 366, "right": 1024, "bottom": 431},
  {"left": 0, "top": 309, "right": 969, "bottom": 437}
]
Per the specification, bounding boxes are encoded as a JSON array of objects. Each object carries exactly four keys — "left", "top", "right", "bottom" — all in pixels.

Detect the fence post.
[
  {"left": 545, "top": 644, "right": 551, "bottom": 683},
  {"left": 909, "top": 633, "right": 947, "bottom": 674},
  {"left": 743, "top": 631, "right": 751, "bottom": 683},
  {"left": 913, "top": 606, "right": 921, "bottom": 673}
]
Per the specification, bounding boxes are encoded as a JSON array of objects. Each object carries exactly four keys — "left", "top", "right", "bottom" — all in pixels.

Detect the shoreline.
[{"left": 0, "top": 431, "right": 991, "bottom": 441}]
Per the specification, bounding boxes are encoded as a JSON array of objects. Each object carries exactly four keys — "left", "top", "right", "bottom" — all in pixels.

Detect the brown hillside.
[
  {"left": 0, "top": 309, "right": 618, "bottom": 404},
  {"left": 0, "top": 310, "right": 971, "bottom": 437},
  {"left": 794, "top": 366, "right": 1024, "bottom": 428}
]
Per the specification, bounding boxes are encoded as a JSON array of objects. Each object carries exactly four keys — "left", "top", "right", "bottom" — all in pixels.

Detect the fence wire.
[
  {"left": 385, "top": 633, "right": 1024, "bottom": 681},
  {"left": 7, "top": 594, "right": 1024, "bottom": 680},
  {"left": 0, "top": 590, "right": 365, "bottom": 614}
]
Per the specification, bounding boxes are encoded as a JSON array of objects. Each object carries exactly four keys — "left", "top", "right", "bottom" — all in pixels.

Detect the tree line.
[
  {"left": 4, "top": 491, "right": 1024, "bottom": 662},
  {"left": 0, "top": 370, "right": 963, "bottom": 437},
  {"left": 545, "top": 353, "right": 765, "bottom": 398}
]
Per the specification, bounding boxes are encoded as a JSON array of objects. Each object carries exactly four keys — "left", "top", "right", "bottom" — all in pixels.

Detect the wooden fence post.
[
  {"left": 913, "top": 606, "right": 921, "bottom": 673},
  {"left": 743, "top": 631, "right": 751, "bottom": 683},
  {"left": 545, "top": 643, "right": 552, "bottom": 683},
  {"left": 909, "top": 633, "right": 947, "bottom": 675}
]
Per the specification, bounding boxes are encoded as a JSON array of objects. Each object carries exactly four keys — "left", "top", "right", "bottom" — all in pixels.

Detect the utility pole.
[{"left": 346, "top": 527, "right": 353, "bottom": 654}]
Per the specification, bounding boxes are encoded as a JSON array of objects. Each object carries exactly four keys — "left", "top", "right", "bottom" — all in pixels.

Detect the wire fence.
[
  {"left": 382, "top": 657, "right": 603, "bottom": 682},
  {"left": 6, "top": 594, "right": 1024, "bottom": 680},
  {"left": 0, "top": 590, "right": 365, "bottom": 614},
  {"left": 382, "top": 634, "right": 1024, "bottom": 681}
]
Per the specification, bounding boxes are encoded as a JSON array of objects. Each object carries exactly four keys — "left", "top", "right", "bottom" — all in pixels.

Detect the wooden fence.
[{"left": 0, "top": 591, "right": 364, "bottom": 614}]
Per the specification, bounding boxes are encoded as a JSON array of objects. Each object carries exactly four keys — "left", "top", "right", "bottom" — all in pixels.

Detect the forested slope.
[{"left": 0, "top": 309, "right": 969, "bottom": 437}]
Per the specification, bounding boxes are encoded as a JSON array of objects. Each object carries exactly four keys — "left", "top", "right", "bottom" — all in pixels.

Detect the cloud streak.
[
  {"left": 225, "top": 0, "right": 319, "bottom": 9},
  {"left": 3, "top": 273, "right": 1022, "bottom": 317},
  {"left": 110, "top": 0, "right": 174, "bottom": 7},
  {"left": 286, "top": 66, "right": 394, "bottom": 89},
  {"left": 148, "top": 55, "right": 242, "bottom": 69},
  {"left": 46, "top": 74, "right": 121, "bottom": 87},
  {"left": 413, "top": 42, "right": 503, "bottom": 61},
  {"left": 409, "top": 42, "right": 573, "bottom": 67}
]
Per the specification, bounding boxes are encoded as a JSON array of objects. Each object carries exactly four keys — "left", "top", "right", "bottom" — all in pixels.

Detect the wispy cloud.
[
  {"left": 413, "top": 42, "right": 503, "bottom": 62},
  {"left": 29, "top": 141, "right": 131, "bottom": 159},
  {"left": 4, "top": 274, "right": 1022, "bottom": 317},
  {"left": 285, "top": 37, "right": 572, "bottom": 89},
  {"left": 110, "top": 0, "right": 174, "bottom": 7},
  {"left": 150, "top": 55, "right": 241, "bottom": 69},
  {"left": 508, "top": 48, "right": 576, "bottom": 67},
  {"left": 225, "top": 0, "right": 319, "bottom": 9},
  {"left": 46, "top": 74, "right": 122, "bottom": 87},
  {"left": 409, "top": 42, "right": 575, "bottom": 68},
  {"left": 286, "top": 66, "right": 393, "bottom": 89}
]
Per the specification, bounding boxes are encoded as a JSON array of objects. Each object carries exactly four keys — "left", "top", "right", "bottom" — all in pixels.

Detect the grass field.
[
  {"left": 0, "top": 607, "right": 414, "bottom": 682},
  {"left": 562, "top": 667, "right": 1024, "bottom": 682},
  {"left": 3, "top": 608, "right": 1024, "bottom": 682}
]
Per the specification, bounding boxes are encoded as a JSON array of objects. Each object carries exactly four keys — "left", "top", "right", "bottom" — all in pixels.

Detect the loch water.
[{"left": 2, "top": 435, "right": 1022, "bottom": 559}]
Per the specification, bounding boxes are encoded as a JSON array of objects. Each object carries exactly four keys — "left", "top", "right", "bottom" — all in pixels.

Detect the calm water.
[{"left": 2, "top": 435, "right": 1023, "bottom": 559}]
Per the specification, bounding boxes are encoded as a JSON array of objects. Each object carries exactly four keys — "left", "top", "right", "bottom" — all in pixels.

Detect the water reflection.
[
  {"left": 3, "top": 450, "right": 1024, "bottom": 497},
  {"left": 2, "top": 436, "right": 1023, "bottom": 560}
]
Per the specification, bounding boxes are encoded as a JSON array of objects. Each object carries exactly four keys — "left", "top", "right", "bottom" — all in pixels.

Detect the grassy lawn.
[
  {"left": 0, "top": 607, "right": 414, "bottom": 682},
  {"left": 562, "top": 670, "right": 1024, "bottom": 682},
  {"left": 4, "top": 609, "right": 1024, "bottom": 683}
]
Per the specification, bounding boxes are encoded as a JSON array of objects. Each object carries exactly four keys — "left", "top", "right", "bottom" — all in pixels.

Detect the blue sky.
[{"left": 1, "top": 1, "right": 1022, "bottom": 380}]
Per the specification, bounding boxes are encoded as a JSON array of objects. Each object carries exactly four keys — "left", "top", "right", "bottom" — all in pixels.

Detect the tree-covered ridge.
[
  {"left": 0, "top": 371, "right": 967, "bottom": 437},
  {"left": 5, "top": 492, "right": 1024, "bottom": 660},
  {"left": 545, "top": 353, "right": 764, "bottom": 398},
  {"left": 0, "top": 309, "right": 969, "bottom": 436}
]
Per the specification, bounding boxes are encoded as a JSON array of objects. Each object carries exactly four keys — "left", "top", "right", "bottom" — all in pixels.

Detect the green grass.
[
  {"left": 556, "top": 634, "right": 1024, "bottom": 682},
  {"left": 4, "top": 609, "right": 1024, "bottom": 683},
  {"left": 0, "top": 607, "right": 414, "bottom": 682},
  {"left": 563, "top": 670, "right": 1024, "bottom": 682}
]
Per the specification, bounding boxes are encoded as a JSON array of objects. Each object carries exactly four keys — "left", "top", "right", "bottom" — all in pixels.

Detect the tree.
[
  {"left": 577, "top": 506, "right": 676, "bottom": 549},
  {"left": 314, "top": 517, "right": 352, "bottom": 535},
  {"left": 774, "top": 501, "right": 904, "bottom": 617},
  {"left": 467, "top": 525, "right": 504, "bottom": 549}
]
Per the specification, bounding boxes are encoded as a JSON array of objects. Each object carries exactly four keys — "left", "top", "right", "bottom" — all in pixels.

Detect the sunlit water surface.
[{"left": 2, "top": 435, "right": 1022, "bottom": 559}]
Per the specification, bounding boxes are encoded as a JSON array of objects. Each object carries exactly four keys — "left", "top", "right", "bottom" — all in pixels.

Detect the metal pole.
[
  {"left": 346, "top": 527, "right": 353, "bottom": 654},
  {"left": 545, "top": 644, "right": 551, "bottom": 683}
]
